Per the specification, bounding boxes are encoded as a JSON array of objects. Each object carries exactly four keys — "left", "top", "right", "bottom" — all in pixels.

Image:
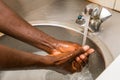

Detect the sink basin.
[{"left": 0, "top": 21, "right": 113, "bottom": 80}]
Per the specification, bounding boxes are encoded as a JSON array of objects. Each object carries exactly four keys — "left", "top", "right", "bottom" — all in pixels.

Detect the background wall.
[{"left": 88, "top": 0, "right": 120, "bottom": 11}]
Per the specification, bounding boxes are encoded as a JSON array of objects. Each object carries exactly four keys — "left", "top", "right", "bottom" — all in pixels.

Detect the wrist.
[{"left": 36, "top": 55, "right": 56, "bottom": 67}]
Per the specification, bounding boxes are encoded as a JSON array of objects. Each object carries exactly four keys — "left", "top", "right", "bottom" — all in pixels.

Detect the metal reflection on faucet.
[
  {"left": 100, "top": 8, "right": 112, "bottom": 22},
  {"left": 76, "top": 3, "right": 112, "bottom": 32}
]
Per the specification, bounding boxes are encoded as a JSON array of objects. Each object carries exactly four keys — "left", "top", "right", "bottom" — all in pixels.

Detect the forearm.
[
  {"left": 0, "top": 1, "right": 58, "bottom": 53},
  {"left": 0, "top": 45, "right": 48, "bottom": 69}
]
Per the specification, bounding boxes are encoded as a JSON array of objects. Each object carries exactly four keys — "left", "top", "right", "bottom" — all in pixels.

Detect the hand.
[{"left": 44, "top": 41, "right": 94, "bottom": 73}]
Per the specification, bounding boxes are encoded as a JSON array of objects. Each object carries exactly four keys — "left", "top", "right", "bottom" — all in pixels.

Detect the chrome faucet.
[{"left": 76, "top": 3, "right": 112, "bottom": 32}]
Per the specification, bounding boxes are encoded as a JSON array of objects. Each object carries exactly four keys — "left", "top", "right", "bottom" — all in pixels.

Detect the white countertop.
[{"left": 96, "top": 54, "right": 120, "bottom": 80}]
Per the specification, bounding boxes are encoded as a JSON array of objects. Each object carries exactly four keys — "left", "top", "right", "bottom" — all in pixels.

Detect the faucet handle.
[
  {"left": 85, "top": 4, "right": 112, "bottom": 32},
  {"left": 100, "top": 8, "right": 112, "bottom": 22},
  {"left": 84, "top": 3, "right": 100, "bottom": 16},
  {"left": 76, "top": 3, "right": 112, "bottom": 32},
  {"left": 76, "top": 15, "right": 85, "bottom": 25}
]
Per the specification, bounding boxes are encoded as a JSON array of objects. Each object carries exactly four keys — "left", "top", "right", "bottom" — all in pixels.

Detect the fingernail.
[
  {"left": 82, "top": 45, "right": 89, "bottom": 51},
  {"left": 89, "top": 49, "right": 95, "bottom": 53},
  {"left": 91, "top": 49, "right": 95, "bottom": 52},
  {"left": 80, "top": 54, "right": 86, "bottom": 59}
]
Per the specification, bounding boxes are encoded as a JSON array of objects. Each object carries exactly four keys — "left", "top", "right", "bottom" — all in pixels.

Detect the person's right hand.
[{"left": 43, "top": 41, "right": 94, "bottom": 73}]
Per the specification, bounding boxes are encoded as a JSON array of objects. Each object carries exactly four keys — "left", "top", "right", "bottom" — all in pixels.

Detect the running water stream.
[{"left": 82, "top": 14, "right": 90, "bottom": 46}]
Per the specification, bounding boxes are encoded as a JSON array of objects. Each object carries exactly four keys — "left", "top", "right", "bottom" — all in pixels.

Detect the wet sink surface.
[{"left": 0, "top": 23, "right": 113, "bottom": 80}]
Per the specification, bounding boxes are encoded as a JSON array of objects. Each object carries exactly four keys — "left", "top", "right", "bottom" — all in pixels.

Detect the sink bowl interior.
[{"left": 0, "top": 24, "right": 112, "bottom": 80}]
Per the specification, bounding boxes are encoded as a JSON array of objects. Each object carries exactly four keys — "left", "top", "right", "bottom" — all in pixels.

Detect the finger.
[
  {"left": 80, "top": 54, "right": 86, "bottom": 60},
  {"left": 75, "top": 58, "right": 83, "bottom": 71},
  {"left": 81, "top": 48, "right": 95, "bottom": 57},
  {"left": 72, "top": 61, "right": 78, "bottom": 71},
  {"left": 76, "top": 56, "right": 85, "bottom": 65},
  {"left": 86, "top": 48, "right": 95, "bottom": 55},
  {"left": 76, "top": 57, "right": 82, "bottom": 64},
  {"left": 72, "top": 60, "right": 82, "bottom": 72},
  {"left": 79, "top": 54, "right": 88, "bottom": 66},
  {"left": 82, "top": 45, "right": 90, "bottom": 52},
  {"left": 75, "top": 57, "right": 85, "bottom": 67}
]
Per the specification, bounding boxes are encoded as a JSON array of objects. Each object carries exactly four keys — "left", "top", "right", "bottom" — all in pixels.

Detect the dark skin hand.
[
  {"left": 47, "top": 42, "right": 94, "bottom": 72},
  {"left": 0, "top": 0, "right": 94, "bottom": 73},
  {"left": 0, "top": 43, "right": 94, "bottom": 73}
]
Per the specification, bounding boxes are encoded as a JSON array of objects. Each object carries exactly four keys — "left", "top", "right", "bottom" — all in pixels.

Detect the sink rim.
[{"left": 29, "top": 20, "right": 113, "bottom": 68}]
